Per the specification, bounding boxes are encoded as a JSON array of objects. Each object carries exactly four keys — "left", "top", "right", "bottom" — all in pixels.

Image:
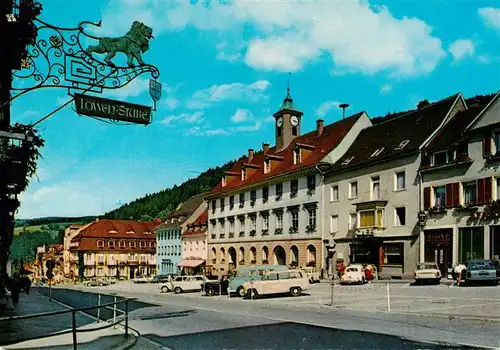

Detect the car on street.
[
  {"left": 204, "top": 275, "right": 230, "bottom": 296},
  {"left": 83, "top": 278, "right": 110, "bottom": 287},
  {"left": 414, "top": 262, "right": 442, "bottom": 284},
  {"left": 243, "top": 269, "right": 310, "bottom": 298},
  {"left": 229, "top": 265, "right": 290, "bottom": 297},
  {"left": 167, "top": 275, "right": 205, "bottom": 294},
  {"left": 301, "top": 267, "right": 321, "bottom": 283},
  {"left": 150, "top": 274, "right": 174, "bottom": 284},
  {"left": 133, "top": 276, "right": 151, "bottom": 284},
  {"left": 460, "top": 259, "right": 500, "bottom": 286},
  {"left": 340, "top": 264, "right": 366, "bottom": 285}
]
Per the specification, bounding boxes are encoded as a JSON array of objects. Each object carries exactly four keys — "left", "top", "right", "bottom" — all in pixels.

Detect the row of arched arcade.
[{"left": 210, "top": 243, "right": 318, "bottom": 268}]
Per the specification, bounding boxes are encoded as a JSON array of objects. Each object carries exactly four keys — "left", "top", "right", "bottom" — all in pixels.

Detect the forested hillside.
[
  {"left": 10, "top": 223, "right": 66, "bottom": 262},
  {"left": 103, "top": 159, "right": 237, "bottom": 221}
]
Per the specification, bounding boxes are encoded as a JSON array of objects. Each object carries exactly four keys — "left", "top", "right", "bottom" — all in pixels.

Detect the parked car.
[
  {"left": 170, "top": 275, "right": 205, "bottom": 294},
  {"left": 132, "top": 276, "right": 151, "bottom": 284},
  {"left": 229, "top": 265, "right": 290, "bottom": 297},
  {"left": 106, "top": 277, "right": 117, "bottom": 284},
  {"left": 150, "top": 274, "right": 173, "bottom": 284},
  {"left": 301, "top": 267, "right": 321, "bottom": 283},
  {"left": 243, "top": 269, "right": 310, "bottom": 298},
  {"left": 414, "top": 262, "right": 442, "bottom": 284},
  {"left": 460, "top": 259, "right": 500, "bottom": 286},
  {"left": 83, "top": 278, "right": 110, "bottom": 287},
  {"left": 340, "top": 264, "right": 366, "bottom": 285},
  {"left": 204, "top": 275, "right": 229, "bottom": 296}
]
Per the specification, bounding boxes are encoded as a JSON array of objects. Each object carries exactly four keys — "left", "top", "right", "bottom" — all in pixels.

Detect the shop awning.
[{"left": 177, "top": 259, "right": 205, "bottom": 268}]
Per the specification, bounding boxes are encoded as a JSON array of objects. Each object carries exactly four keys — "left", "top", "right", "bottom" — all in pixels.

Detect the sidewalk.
[
  {"left": 320, "top": 278, "right": 455, "bottom": 285},
  {"left": 0, "top": 291, "right": 135, "bottom": 350}
]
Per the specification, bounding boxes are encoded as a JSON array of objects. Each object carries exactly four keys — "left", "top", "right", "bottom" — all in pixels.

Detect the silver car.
[{"left": 462, "top": 259, "right": 499, "bottom": 286}]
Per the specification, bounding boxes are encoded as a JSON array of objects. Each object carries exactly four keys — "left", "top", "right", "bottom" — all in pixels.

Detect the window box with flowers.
[
  {"left": 305, "top": 225, "right": 316, "bottom": 233},
  {"left": 289, "top": 227, "right": 298, "bottom": 234},
  {"left": 456, "top": 203, "right": 479, "bottom": 211},
  {"left": 239, "top": 260, "right": 245, "bottom": 265},
  {"left": 239, "top": 231, "right": 245, "bottom": 237},
  {"left": 229, "top": 232, "right": 235, "bottom": 238},
  {"left": 428, "top": 206, "right": 447, "bottom": 214},
  {"left": 274, "top": 228, "right": 283, "bottom": 235},
  {"left": 483, "top": 200, "right": 500, "bottom": 220},
  {"left": 220, "top": 233, "right": 225, "bottom": 238},
  {"left": 249, "top": 230, "right": 256, "bottom": 237},
  {"left": 261, "top": 229, "right": 269, "bottom": 236},
  {"left": 211, "top": 234, "right": 216, "bottom": 239}
]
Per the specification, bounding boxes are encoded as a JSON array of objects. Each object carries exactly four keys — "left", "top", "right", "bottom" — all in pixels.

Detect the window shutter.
[
  {"left": 446, "top": 184, "right": 453, "bottom": 207},
  {"left": 482, "top": 131, "right": 491, "bottom": 158},
  {"left": 477, "top": 178, "right": 485, "bottom": 204},
  {"left": 484, "top": 177, "right": 492, "bottom": 203},
  {"left": 452, "top": 182, "right": 460, "bottom": 207},
  {"left": 423, "top": 187, "right": 431, "bottom": 209}
]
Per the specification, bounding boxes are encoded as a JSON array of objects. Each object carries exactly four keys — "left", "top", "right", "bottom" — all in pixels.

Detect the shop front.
[
  {"left": 424, "top": 228, "right": 453, "bottom": 277},
  {"left": 490, "top": 225, "right": 500, "bottom": 261}
]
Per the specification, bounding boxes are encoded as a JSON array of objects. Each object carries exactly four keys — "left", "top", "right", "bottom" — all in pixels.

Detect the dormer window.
[
  {"left": 126, "top": 230, "right": 135, "bottom": 234},
  {"left": 108, "top": 230, "right": 118, "bottom": 234},
  {"left": 395, "top": 140, "right": 410, "bottom": 151},
  {"left": 370, "top": 147, "right": 385, "bottom": 158},
  {"left": 264, "top": 158, "right": 270, "bottom": 174},
  {"left": 241, "top": 168, "right": 247, "bottom": 181},
  {"left": 222, "top": 176, "right": 227, "bottom": 187},
  {"left": 432, "top": 149, "right": 455, "bottom": 166},
  {"left": 294, "top": 148, "right": 301, "bottom": 164},
  {"left": 97, "top": 240, "right": 104, "bottom": 248},
  {"left": 341, "top": 156, "right": 354, "bottom": 166}
]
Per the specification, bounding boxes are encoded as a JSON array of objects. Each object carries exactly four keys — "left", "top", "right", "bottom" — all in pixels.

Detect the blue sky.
[{"left": 12, "top": 0, "right": 500, "bottom": 219}]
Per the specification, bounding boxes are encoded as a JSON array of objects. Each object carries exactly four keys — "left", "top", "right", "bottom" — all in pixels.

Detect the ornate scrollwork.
[{"left": 11, "top": 18, "right": 160, "bottom": 102}]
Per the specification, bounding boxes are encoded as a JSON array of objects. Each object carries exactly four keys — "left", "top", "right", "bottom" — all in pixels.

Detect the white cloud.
[
  {"left": 478, "top": 7, "right": 500, "bottom": 30},
  {"left": 229, "top": 120, "right": 262, "bottom": 132},
  {"left": 186, "top": 80, "right": 271, "bottom": 109},
  {"left": 448, "top": 39, "right": 475, "bottom": 61},
  {"left": 264, "top": 115, "right": 275, "bottom": 124},
  {"left": 98, "top": 1, "right": 446, "bottom": 76},
  {"left": 316, "top": 101, "right": 341, "bottom": 118},
  {"left": 216, "top": 40, "right": 244, "bottom": 62},
  {"left": 231, "top": 109, "right": 253, "bottom": 123},
  {"left": 164, "top": 97, "right": 180, "bottom": 109},
  {"left": 380, "top": 84, "right": 392, "bottom": 93},
  {"left": 21, "top": 110, "right": 39, "bottom": 118},
  {"left": 184, "top": 126, "right": 230, "bottom": 136},
  {"left": 160, "top": 111, "right": 205, "bottom": 125},
  {"left": 103, "top": 77, "right": 150, "bottom": 99}
]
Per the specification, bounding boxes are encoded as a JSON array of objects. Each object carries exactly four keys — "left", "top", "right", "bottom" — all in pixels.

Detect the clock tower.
[{"left": 273, "top": 85, "right": 303, "bottom": 152}]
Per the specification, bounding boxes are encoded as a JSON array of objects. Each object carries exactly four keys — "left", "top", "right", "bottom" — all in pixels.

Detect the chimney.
[
  {"left": 263, "top": 143, "right": 270, "bottom": 154},
  {"left": 316, "top": 119, "right": 324, "bottom": 137},
  {"left": 417, "top": 100, "right": 430, "bottom": 109},
  {"left": 248, "top": 148, "right": 254, "bottom": 162}
]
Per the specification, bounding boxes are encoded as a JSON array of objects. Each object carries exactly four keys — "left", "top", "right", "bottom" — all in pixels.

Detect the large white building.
[
  {"left": 420, "top": 92, "right": 500, "bottom": 275},
  {"left": 204, "top": 89, "right": 371, "bottom": 276}
]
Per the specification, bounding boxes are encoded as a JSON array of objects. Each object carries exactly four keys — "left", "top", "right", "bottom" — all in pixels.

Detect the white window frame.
[
  {"left": 307, "top": 208, "right": 316, "bottom": 229},
  {"left": 463, "top": 181, "right": 477, "bottom": 205},
  {"left": 493, "top": 129, "right": 500, "bottom": 154},
  {"left": 394, "top": 171, "right": 406, "bottom": 191},
  {"left": 264, "top": 158, "right": 271, "bottom": 174},
  {"left": 330, "top": 185, "right": 339, "bottom": 202},
  {"left": 330, "top": 215, "right": 338, "bottom": 234},
  {"left": 349, "top": 181, "right": 358, "bottom": 199},
  {"left": 394, "top": 207, "right": 406, "bottom": 226},
  {"left": 276, "top": 212, "right": 283, "bottom": 229},
  {"left": 262, "top": 215, "right": 269, "bottom": 230},
  {"left": 294, "top": 148, "right": 301, "bottom": 164},
  {"left": 432, "top": 149, "right": 455, "bottom": 166},
  {"left": 291, "top": 211, "right": 299, "bottom": 230},
  {"left": 241, "top": 168, "right": 247, "bottom": 181},
  {"left": 349, "top": 213, "right": 357, "bottom": 230},
  {"left": 250, "top": 216, "right": 257, "bottom": 230},
  {"left": 371, "top": 176, "right": 380, "bottom": 200},
  {"left": 433, "top": 185, "right": 446, "bottom": 207}
]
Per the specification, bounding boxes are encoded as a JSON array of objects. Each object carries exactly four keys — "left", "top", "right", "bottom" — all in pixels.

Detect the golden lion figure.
[{"left": 85, "top": 21, "right": 154, "bottom": 67}]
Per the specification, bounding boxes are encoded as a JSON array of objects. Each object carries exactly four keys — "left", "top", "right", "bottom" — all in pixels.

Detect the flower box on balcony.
[
  {"left": 289, "top": 227, "right": 298, "bottom": 234},
  {"left": 428, "top": 206, "right": 447, "bottom": 214},
  {"left": 274, "top": 228, "right": 283, "bottom": 235},
  {"left": 220, "top": 233, "right": 225, "bottom": 238},
  {"left": 261, "top": 229, "right": 269, "bottom": 236},
  {"left": 229, "top": 232, "right": 235, "bottom": 238},
  {"left": 249, "top": 230, "right": 256, "bottom": 237},
  {"left": 239, "top": 231, "right": 245, "bottom": 237},
  {"left": 305, "top": 225, "right": 316, "bottom": 233},
  {"left": 211, "top": 234, "right": 216, "bottom": 239}
]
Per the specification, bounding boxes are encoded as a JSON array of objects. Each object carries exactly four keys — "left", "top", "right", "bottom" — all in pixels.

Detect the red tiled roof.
[
  {"left": 75, "top": 237, "right": 156, "bottom": 252},
  {"left": 71, "top": 219, "right": 158, "bottom": 242},
  {"left": 206, "top": 113, "right": 363, "bottom": 198},
  {"left": 183, "top": 209, "right": 208, "bottom": 236}
]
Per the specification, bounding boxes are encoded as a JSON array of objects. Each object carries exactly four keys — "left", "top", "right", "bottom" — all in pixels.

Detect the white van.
[{"left": 243, "top": 269, "right": 310, "bottom": 298}]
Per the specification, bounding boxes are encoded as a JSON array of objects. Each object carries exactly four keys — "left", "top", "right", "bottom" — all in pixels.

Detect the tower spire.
[{"left": 284, "top": 72, "right": 292, "bottom": 102}]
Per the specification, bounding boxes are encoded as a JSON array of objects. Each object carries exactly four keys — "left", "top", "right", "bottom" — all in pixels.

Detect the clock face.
[
  {"left": 290, "top": 116, "right": 299, "bottom": 126},
  {"left": 277, "top": 117, "right": 283, "bottom": 127}
]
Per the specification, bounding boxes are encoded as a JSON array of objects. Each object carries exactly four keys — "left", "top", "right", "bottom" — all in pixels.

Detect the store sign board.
[{"left": 74, "top": 93, "right": 152, "bottom": 125}]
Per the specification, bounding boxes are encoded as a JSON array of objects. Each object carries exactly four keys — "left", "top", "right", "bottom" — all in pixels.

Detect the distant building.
[
  {"left": 69, "top": 219, "right": 158, "bottom": 279},
  {"left": 181, "top": 209, "right": 208, "bottom": 275},
  {"left": 63, "top": 224, "right": 90, "bottom": 277},
  {"left": 155, "top": 193, "right": 207, "bottom": 275},
  {"left": 34, "top": 244, "right": 64, "bottom": 282}
]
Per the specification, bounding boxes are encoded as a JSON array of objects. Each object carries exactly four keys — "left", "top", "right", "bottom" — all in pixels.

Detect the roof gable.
[
  {"left": 466, "top": 92, "right": 500, "bottom": 131},
  {"left": 207, "top": 112, "right": 363, "bottom": 197},
  {"left": 330, "top": 93, "right": 459, "bottom": 172}
]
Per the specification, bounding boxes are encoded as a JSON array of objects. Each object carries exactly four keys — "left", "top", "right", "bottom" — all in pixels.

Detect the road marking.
[{"left": 411, "top": 300, "right": 500, "bottom": 314}]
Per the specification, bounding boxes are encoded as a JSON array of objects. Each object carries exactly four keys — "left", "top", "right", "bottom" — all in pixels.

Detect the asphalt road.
[{"left": 42, "top": 284, "right": 500, "bottom": 349}]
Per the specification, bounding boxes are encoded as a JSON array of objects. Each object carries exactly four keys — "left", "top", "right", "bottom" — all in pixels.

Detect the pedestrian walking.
[{"left": 453, "top": 263, "right": 466, "bottom": 285}]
